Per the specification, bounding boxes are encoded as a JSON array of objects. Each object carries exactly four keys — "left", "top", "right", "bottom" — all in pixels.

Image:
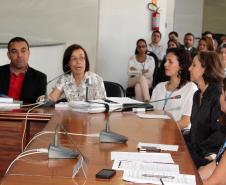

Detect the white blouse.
[
  {"left": 151, "top": 81, "right": 198, "bottom": 122},
  {"left": 127, "top": 55, "right": 155, "bottom": 82},
  {"left": 55, "top": 71, "right": 106, "bottom": 101}
]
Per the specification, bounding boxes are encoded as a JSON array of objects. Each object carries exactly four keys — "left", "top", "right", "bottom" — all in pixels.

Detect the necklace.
[{"left": 163, "top": 82, "right": 178, "bottom": 110}]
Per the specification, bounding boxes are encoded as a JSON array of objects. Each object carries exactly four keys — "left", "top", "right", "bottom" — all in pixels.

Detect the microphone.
[
  {"left": 149, "top": 95, "right": 181, "bottom": 104},
  {"left": 85, "top": 77, "right": 92, "bottom": 102},
  {"left": 48, "top": 124, "right": 80, "bottom": 159},
  {"left": 40, "top": 70, "right": 71, "bottom": 106},
  {"left": 100, "top": 107, "right": 128, "bottom": 144},
  {"left": 121, "top": 95, "right": 181, "bottom": 111}
]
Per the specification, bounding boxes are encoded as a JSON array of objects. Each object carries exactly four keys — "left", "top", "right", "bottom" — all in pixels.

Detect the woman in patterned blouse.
[
  {"left": 48, "top": 44, "right": 106, "bottom": 102},
  {"left": 199, "top": 78, "right": 226, "bottom": 185}
]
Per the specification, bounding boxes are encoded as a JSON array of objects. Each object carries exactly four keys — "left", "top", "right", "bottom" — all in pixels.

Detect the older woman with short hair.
[{"left": 48, "top": 44, "right": 106, "bottom": 102}]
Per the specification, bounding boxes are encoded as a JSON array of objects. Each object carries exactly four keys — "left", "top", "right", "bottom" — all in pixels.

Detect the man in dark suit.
[
  {"left": 0, "top": 37, "right": 47, "bottom": 104},
  {"left": 183, "top": 32, "right": 196, "bottom": 59}
]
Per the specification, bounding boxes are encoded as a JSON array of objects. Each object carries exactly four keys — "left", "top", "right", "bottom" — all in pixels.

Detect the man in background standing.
[
  {"left": 148, "top": 30, "right": 165, "bottom": 63},
  {"left": 183, "top": 32, "right": 196, "bottom": 59}
]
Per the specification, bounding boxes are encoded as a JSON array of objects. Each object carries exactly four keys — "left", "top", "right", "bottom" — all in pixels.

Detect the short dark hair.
[
  {"left": 184, "top": 32, "right": 194, "bottom": 39},
  {"left": 62, "top": 44, "right": 90, "bottom": 73},
  {"left": 202, "top": 31, "right": 213, "bottom": 37},
  {"left": 135, "top": 38, "right": 147, "bottom": 55},
  {"left": 152, "top": 30, "right": 162, "bottom": 38},
  {"left": 169, "top": 31, "right": 178, "bottom": 38},
  {"left": 8, "top": 37, "right": 30, "bottom": 51},
  {"left": 198, "top": 51, "right": 224, "bottom": 85},
  {"left": 166, "top": 48, "right": 191, "bottom": 89}
]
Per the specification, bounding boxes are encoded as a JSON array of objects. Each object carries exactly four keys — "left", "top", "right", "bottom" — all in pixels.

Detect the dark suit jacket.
[
  {"left": 0, "top": 64, "right": 47, "bottom": 104},
  {"left": 183, "top": 46, "right": 196, "bottom": 59}
]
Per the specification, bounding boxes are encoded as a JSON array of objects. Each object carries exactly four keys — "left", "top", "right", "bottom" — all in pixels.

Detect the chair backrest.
[{"left": 104, "top": 81, "right": 125, "bottom": 97}]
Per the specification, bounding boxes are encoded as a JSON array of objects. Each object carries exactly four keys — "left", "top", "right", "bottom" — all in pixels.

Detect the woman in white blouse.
[
  {"left": 151, "top": 48, "right": 197, "bottom": 130},
  {"left": 48, "top": 44, "right": 106, "bottom": 102},
  {"left": 127, "top": 39, "right": 155, "bottom": 102}
]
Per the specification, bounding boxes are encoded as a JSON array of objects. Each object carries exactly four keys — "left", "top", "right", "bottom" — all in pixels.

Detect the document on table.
[
  {"left": 111, "top": 152, "right": 174, "bottom": 163},
  {"left": 137, "top": 142, "right": 179, "bottom": 152},
  {"left": 106, "top": 97, "right": 144, "bottom": 104},
  {"left": 69, "top": 100, "right": 122, "bottom": 113},
  {"left": 137, "top": 113, "right": 170, "bottom": 119},
  {"left": 123, "top": 170, "right": 196, "bottom": 185},
  {"left": 112, "top": 160, "right": 179, "bottom": 172}
]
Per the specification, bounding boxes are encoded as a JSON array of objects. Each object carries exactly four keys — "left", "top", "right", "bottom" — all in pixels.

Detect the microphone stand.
[
  {"left": 100, "top": 106, "right": 128, "bottom": 144},
  {"left": 48, "top": 124, "right": 80, "bottom": 159},
  {"left": 41, "top": 70, "right": 71, "bottom": 106}
]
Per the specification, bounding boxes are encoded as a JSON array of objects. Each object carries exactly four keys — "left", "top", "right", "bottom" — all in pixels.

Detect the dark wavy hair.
[
  {"left": 62, "top": 44, "right": 90, "bottom": 73},
  {"left": 166, "top": 48, "right": 192, "bottom": 89},
  {"left": 134, "top": 39, "right": 148, "bottom": 55},
  {"left": 197, "top": 51, "right": 224, "bottom": 85}
]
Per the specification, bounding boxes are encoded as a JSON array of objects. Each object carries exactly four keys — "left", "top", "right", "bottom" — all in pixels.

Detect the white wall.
[
  {"left": 174, "top": 0, "right": 204, "bottom": 41},
  {"left": 96, "top": 0, "right": 171, "bottom": 88},
  {"left": 0, "top": 0, "right": 99, "bottom": 71},
  {"left": 0, "top": 45, "right": 65, "bottom": 93},
  {"left": 203, "top": 0, "right": 226, "bottom": 33},
  {"left": 2, "top": 0, "right": 205, "bottom": 90}
]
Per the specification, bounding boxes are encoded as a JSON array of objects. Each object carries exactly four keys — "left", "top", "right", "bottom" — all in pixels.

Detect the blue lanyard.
[{"left": 163, "top": 91, "right": 174, "bottom": 110}]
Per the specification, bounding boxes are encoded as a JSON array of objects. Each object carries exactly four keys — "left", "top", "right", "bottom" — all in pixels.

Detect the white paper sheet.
[
  {"left": 137, "top": 113, "right": 170, "bottom": 119},
  {"left": 111, "top": 152, "right": 174, "bottom": 163},
  {"left": 112, "top": 160, "right": 179, "bottom": 172},
  {"left": 123, "top": 170, "right": 196, "bottom": 185}
]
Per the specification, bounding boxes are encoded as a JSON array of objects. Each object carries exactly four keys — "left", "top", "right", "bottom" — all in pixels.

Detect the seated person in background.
[
  {"left": 183, "top": 32, "right": 196, "bottom": 59},
  {"left": 47, "top": 44, "right": 106, "bottom": 102},
  {"left": 217, "top": 42, "right": 226, "bottom": 76},
  {"left": 151, "top": 48, "right": 197, "bottom": 130},
  {"left": 127, "top": 39, "right": 155, "bottom": 102},
  {"left": 0, "top": 37, "right": 47, "bottom": 104},
  {"left": 184, "top": 51, "right": 225, "bottom": 168},
  {"left": 198, "top": 78, "right": 226, "bottom": 185},
  {"left": 197, "top": 36, "right": 214, "bottom": 53},
  {"left": 168, "top": 31, "right": 183, "bottom": 48}
]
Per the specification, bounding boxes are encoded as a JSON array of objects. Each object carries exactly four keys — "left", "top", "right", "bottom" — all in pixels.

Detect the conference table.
[{"left": 0, "top": 107, "right": 202, "bottom": 185}]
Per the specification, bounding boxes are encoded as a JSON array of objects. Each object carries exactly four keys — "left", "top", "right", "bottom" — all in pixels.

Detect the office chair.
[{"left": 104, "top": 81, "right": 125, "bottom": 97}]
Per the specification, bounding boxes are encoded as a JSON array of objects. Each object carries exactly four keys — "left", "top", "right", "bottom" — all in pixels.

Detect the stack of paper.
[
  {"left": 111, "top": 151, "right": 196, "bottom": 185},
  {"left": 69, "top": 100, "right": 122, "bottom": 113},
  {"left": 123, "top": 170, "right": 196, "bottom": 185},
  {"left": 0, "top": 97, "right": 21, "bottom": 110}
]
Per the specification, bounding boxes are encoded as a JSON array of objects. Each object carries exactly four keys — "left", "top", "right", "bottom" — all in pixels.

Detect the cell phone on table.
[{"left": 96, "top": 169, "right": 116, "bottom": 179}]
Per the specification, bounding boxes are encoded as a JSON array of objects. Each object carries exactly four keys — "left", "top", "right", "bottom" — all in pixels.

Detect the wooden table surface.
[{"left": 0, "top": 109, "right": 202, "bottom": 185}]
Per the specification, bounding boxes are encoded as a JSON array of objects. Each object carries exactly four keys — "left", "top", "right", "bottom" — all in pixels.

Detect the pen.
[
  {"left": 138, "top": 147, "right": 161, "bottom": 152},
  {"left": 104, "top": 99, "right": 117, "bottom": 104},
  {"left": 142, "top": 174, "right": 174, "bottom": 179},
  {"left": 118, "top": 161, "right": 122, "bottom": 168},
  {"left": 160, "top": 178, "right": 165, "bottom": 185}
]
